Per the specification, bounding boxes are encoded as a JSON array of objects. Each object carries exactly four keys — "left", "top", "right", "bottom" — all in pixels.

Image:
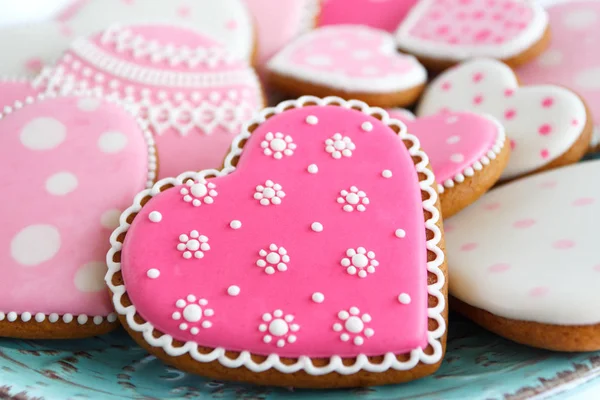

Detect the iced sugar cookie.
[
  {"left": 268, "top": 26, "right": 427, "bottom": 108},
  {"left": 106, "top": 97, "right": 447, "bottom": 388},
  {"left": 0, "top": 0, "right": 255, "bottom": 77},
  {"left": 446, "top": 160, "right": 600, "bottom": 351},
  {"left": 418, "top": 58, "right": 592, "bottom": 181},
  {"left": 396, "top": 0, "right": 550, "bottom": 72},
  {"left": 0, "top": 93, "right": 155, "bottom": 339},
  {"left": 517, "top": 0, "right": 600, "bottom": 151},
  {"left": 389, "top": 110, "right": 509, "bottom": 217},
  {"left": 41, "top": 24, "right": 263, "bottom": 179},
  {"left": 319, "top": 0, "right": 418, "bottom": 32}
]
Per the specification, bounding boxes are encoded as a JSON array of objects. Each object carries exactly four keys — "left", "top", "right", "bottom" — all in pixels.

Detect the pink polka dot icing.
[
  {"left": 41, "top": 24, "right": 263, "bottom": 179},
  {"left": 446, "top": 160, "right": 600, "bottom": 326},
  {"left": 517, "top": 0, "right": 600, "bottom": 148},
  {"left": 107, "top": 97, "right": 446, "bottom": 375},
  {"left": 418, "top": 58, "right": 588, "bottom": 180},
  {"left": 0, "top": 94, "right": 154, "bottom": 322},
  {"left": 319, "top": 0, "right": 418, "bottom": 32},
  {"left": 268, "top": 25, "right": 427, "bottom": 93},
  {"left": 388, "top": 109, "right": 505, "bottom": 193},
  {"left": 395, "top": 0, "right": 548, "bottom": 62}
]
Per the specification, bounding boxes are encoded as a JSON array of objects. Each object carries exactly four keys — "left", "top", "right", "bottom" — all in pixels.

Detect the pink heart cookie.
[
  {"left": 106, "top": 96, "right": 447, "bottom": 388},
  {"left": 41, "top": 24, "right": 264, "bottom": 179},
  {"left": 517, "top": 0, "right": 600, "bottom": 151},
  {"left": 319, "top": 0, "right": 418, "bottom": 32},
  {"left": 389, "top": 109, "right": 508, "bottom": 217},
  {"left": 267, "top": 25, "right": 427, "bottom": 108},
  {"left": 0, "top": 93, "right": 155, "bottom": 339},
  {"left": 0, "top": 78, "right": 40, "bottom": 108},
  {"left": 418, "top": 58, "right": 591, "bottom": 180},
  {"left": 395, "top": 0, "right": 550, "bottom": 71}
]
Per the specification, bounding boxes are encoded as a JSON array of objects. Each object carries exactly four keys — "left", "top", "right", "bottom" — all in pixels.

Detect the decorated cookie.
[
  {"left": 395, "top": 0, "right": 550, "bottom": 72},
  {"left": 517, "top": 0, "right": 600, "bottom": 151},
  {"left": 0, "top": 78, "right": 40, "bottom": 108},
  {"left": 106, "top": 96, "right": 447, "bottom": 388},
  {"left": 319, "top": 0, "right": 418, "bottom": 32},
  {"left": 388, "top": 110, "right": 509, "bottom": 217},
  {"left": 0, "top": 0, "right": 255, "bottom": 77},
  {"left": 0, "top": 92, "right": 155, "bottom": 339},
  {"left": 40, "top": 24, "right": 264, "bottom": 179},
  {"left": 268, "top": 26, "right": 427, "bottom": 107},
  {"left": 418, "top": 58, "right": 592, "bottom": 181},
  {"left": 446, "top": 160, "right": 600, "bottom": 351}
]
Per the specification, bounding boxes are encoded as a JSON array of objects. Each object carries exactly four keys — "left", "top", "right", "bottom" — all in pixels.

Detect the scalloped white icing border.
[{"left": 105, "top": 96, "right": 446, "bottom": 376}]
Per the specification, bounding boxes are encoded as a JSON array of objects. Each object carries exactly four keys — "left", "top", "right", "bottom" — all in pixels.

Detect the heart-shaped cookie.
[
  {"left": 395, "top": 0, "right": 550, "bottom": 71},
  {"left": 41, "top": 24, "right": 264, "bottom": 179},
  {"left": 318, "top": 0, "right": 418, "bottom": 32},
  {"left": 388, "top": 109, "right": 508, "bottom": 217},
  {"left": 446, "top": 160, "right": 600, "bottom": 351},
  {"left": 267, "top": 25, "right": 427, "bottom": 107},
  {"left": 0, "top": 92, "right": 155, "bottom": 339},
  {"left": 418, "top": 58, "right": 592, "bottom": 181},
  {"left": 0, "top": 78, "right": 39, "bottom": 108},
  {"left": 106, "top": 96, "right": 447, "bottom": 388}
]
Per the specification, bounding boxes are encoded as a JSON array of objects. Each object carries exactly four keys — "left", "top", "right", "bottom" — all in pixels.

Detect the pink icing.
[
  {"left": 121, "top": 105, "right": 430, "bottom": 358},
  {"left": 319, "top": 0, "right": 418, "bottom": 32},
  {"left": 0, "top": 95, "right": 151, "bottom": 317},
  {"left": 405, "top": 0, "right": 535, "bottom": 46},
  {"left": 0, "top": 80, "right": 39, "bottom": 108},
  {"left": 44, "top": 24, "right": 263, "bottom": 179},
  {"left": 388, "top": 110, "right": 502, "bottom": 184}
]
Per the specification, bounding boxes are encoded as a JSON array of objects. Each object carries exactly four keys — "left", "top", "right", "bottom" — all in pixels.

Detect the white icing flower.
[
  {"left": 325, "top": 133, "right": 355, "bottom": 159},
  {"left": 254, "top": 180, "right": 285, "bottom": 206},
  {"left": 333, "top": 307, "right": 374, "bottom": 346},
  {"left": 337, "top": 186, "right": 369, "bottom": 212},
  {"left": 177, "top": 231, "right": 210, "bottom": 259},
  {"left": 341, "top": 247, "right": 378, "bottom": 278},
  {"left": 259, "top": 309, "right": 299, "bottom": 347},
  {"left": 172, "top": 295, "right": 214, "bottom": 333},
  {"left": 180, "top": 179, "right": 218, "bottom": 207},
  {"left": 261, "top": 132, "right": 296, "bottom": 159},
  {"left": 256, "top": 244, "right": 290, "bottom": 274}
]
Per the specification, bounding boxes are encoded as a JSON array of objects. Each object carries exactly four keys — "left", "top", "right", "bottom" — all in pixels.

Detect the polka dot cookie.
[
  {"left": 106, "top": 96, "right": 447, "bottom": 388},
  {"left": 319, "top": 0, "right": 418, "bottom": 32},
  {"left": 395, "top": 0, "right": 551, "bottom": 72},
  {"left": 0, "top": 93, "right": 155, "bottom": 339},
  {"left": 41, "top": 24, "right": 263, "bottom": 179},
  {"left": 267, "top": 25, "right": 427, "bottom": 108},
  {"left": 418, "top": 58, "right": 592, "bottom": 181},
  {"left": 388, "top": 110, "right": 509, "bottom": 217},
  {"left": 446, "top": 160, "right": 600, "bottom": 352},
  {"left": 517, "top": 0, "right": 600, "bottom": 151}
]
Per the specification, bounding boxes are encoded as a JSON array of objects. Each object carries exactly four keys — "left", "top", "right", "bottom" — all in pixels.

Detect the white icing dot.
[
  {"left": 77, "top": 97, "right": 101, "bottom": 112},
  {"left": 48, "top": 313, "right": 59, "bottom": 323},
  {"left": 269, "top": 319, "right": 289, "bottom": 336},
  {"left": 230, "top": 220, "right": 242, "bottom": 229},
  {"left": 98, "top": 131, "right": 128, "bottom": 153},
  {"left": 148, "top": 211, "right": 162, "bottom": 223},
  {"left": 306, "top": 115, "right": 318, "bottom": 125},
  {"left": 93, "top": 316, "right": 103, "bottom": 325},
  {"left": 20, "top": 117, "right": 67, "bottom": 150},
  {"left": 107, "top": 313, "right": 117, "bottom": 323},
  {"left": 21, "top": 312, "right": 32, "bottom": 322},
  {"left": 147, "top": 268, "right": 160, "bottom": 279},
  {"left": 100, "top": 209, "right": 121, "bottom": 230},
  {"left": 395, "top": 229, "right": 406, "bottom": 238},
  {"left": 345, "top": 316, "right": 364, "bottom": 333},
  {"left": 398, "top": 293, "right": 412, "bottom": 304},
  {"left": 311, "top": 222, "right": 323, "bottom": 232},
  {"left": 74, "top": 261, "right": 107, "bottom": 292},
  {"left": 77, "top": 315, "right": 88, "bottom": 325},
  {"left": 563, "top": 9, "right": 597, "bottom": 29},
  {"left": 35, "top": 313, "right": 45, "bottom": 322},
  {"left": 446, "top": 136, "right": 461, "bottom": 145},
  {"left": 450, "top": 153, "right": 465, "bottom": 163},
  {"left": 312, "top": 292, "right": 324, "bottom": 303},
  {"left": 227, "top": 285, "right": 241, "bottom": 296},
  {"left": 63, "top": 314, "right": 73, "bottom": 323},
  {"left": 307, "top": 164, "right": 318, "bottom": 174},
  {"left": 45, "top": 172, "right": 78, "bottom": 195},
  {"left": 11, "top": 224, "right": 61, "bottom": 266},
  {"left": 361, "top": 122, "right": 373, "bottom": 132},
  {"left": 183, "top": 304, "right": 203, "bottom": 322},
  {"left": 574, "top": 67, "right": 600, "bottom": 90},
  {"left": 538, "top": 49, "right": 563, "bottom": 67},
  {"left": 382, "top": 170, "right": 392, "bottom": 178}
]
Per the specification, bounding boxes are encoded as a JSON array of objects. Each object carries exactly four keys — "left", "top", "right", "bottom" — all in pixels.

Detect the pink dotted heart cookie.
[
  {"left": 267, "top": 25, "right": 427, "bottom": 108},
  {"left": 319, "top": 0, "right": 418, "bottom": 32},
  {"left": 395, "top": 0, "right": 550, "bottom": 72},
  {"left": 446, "top": 160, "right": 600, "bottom": 351},
  {"left": 389, "top": 110, "right": 509, "bottom": 217},
  {"left": 0, "top": 93, "right": 155, "bottom": 339},
  {"left": 41, "top": 24, "right": 264, "bottom": 179},
  {"left": 418, "top": 58, "right": 592, "bottom": 181},
  {"left": 106, "top": 97, "right": 447, "bottom": 388}
]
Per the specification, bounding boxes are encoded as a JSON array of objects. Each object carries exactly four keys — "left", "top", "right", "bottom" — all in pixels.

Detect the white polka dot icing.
[
  {"left": 418, "top": 58, "right": 587, "bottom": 180},
  {"left": 446, "top": 161, "right": 600, "bottom": 326}
]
